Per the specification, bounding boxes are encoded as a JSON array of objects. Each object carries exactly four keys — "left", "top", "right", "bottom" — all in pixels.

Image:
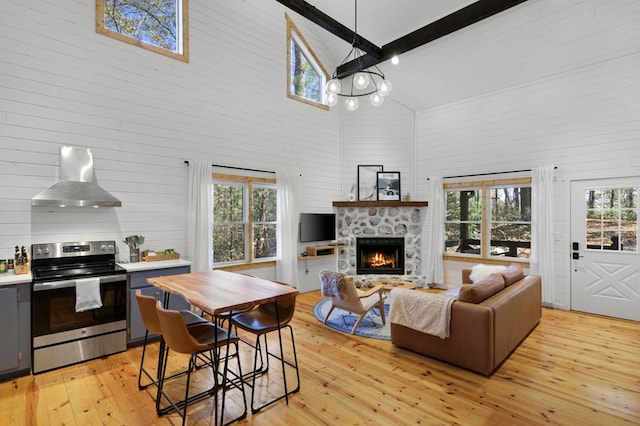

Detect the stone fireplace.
[{"left": 333, "top": 202, "right": 427, "bottom": 278}]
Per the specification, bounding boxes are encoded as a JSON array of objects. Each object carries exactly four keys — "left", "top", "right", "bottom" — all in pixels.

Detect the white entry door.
[{"left": 570, "top": 178, "right": 640, "bottom": 321}]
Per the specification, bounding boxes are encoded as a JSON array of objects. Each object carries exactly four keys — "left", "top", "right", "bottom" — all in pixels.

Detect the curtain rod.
[
  {"left": 427, "top": 167, "right": 557, "bottom": 180},
  {"left": 184, "top": 160, "right": 275, "bottom": 174}
]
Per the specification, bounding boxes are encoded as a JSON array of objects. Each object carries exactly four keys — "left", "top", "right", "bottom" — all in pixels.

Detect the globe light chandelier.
[{"left": 325, "top": 0, "right": 392, "bottom": 111}]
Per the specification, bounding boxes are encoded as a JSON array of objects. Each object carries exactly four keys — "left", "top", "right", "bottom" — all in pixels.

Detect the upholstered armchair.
[{"left": 319, "top": 271, "right": 387, "bottom": 334}]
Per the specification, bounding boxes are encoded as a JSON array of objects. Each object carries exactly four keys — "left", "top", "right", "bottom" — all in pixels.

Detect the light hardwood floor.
[{"left": 1, "top": 290, "right": 639, "bottom": 425}]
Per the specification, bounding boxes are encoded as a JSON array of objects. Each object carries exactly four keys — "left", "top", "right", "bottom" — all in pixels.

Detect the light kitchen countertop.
[
  {"left": 0, "top": 259, "right": 192, "bottom": 286},
  {"left": 117, "top": 259, "right": 192, "bottom": 272},
  {"left": 0, "top": 271, "right": 33, "bottom": 286}
]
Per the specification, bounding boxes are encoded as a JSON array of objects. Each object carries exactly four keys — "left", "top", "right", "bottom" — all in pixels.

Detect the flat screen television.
[{"left": 299, "top": 213, "right": 336, "bottom": 243}]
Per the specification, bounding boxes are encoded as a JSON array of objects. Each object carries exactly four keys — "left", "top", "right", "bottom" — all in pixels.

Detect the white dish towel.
[{"left": 75, "top": 277, "right": 103, "bottom": 312}]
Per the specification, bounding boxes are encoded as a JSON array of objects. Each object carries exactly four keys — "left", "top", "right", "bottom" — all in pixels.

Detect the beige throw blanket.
[{"left": 389, "top": 288, "right": 455, "bottom": 339}]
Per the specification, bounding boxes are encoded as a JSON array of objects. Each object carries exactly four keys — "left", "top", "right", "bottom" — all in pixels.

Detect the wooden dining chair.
[
  {"left": 155, "top": 301, "right": 247, "bottom": 426},
  {"left": 230, "top": 290, "right": 300, "bottom": 413},
  {"left": 134, "top": 289, "right": 207, "bottom": 396}
]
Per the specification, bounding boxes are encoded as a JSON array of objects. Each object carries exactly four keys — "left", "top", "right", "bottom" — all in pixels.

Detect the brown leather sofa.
[{"left": 390, "top": 266, "right": 542, "bottom": 375}]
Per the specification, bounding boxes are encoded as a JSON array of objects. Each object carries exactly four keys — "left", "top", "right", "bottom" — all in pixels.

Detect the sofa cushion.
[
  {"left": 501, "top": 264, "right": 525, "bottom": 287},
  {"left": 457, "top": 273, "right": 505, "bottom": 303},
  {"left": 469, "top": 264, "right": 507, "bottom": 283}
]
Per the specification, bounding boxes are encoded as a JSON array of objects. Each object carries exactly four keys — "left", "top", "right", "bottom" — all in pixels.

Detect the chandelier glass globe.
[
  {"left": 327, "top": 93, "right": 338, "bottom": 107},
  {"left": 325, "top": 78, "right": 341, "bottom": 95},
  {"left": 353, "top": 72, "right": 370, "bottom": 90},
  {"left": 377, "top": 80, "right": 392, "bottom": 96},
  {"left": 370, "top": 92, "right": 384, "bottom": 107},
  {"left": 345, "top": 97, "right": 359, "bottom": 111}
]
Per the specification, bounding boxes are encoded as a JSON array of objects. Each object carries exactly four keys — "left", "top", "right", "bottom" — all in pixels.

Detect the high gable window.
[
  {"left": 96, "top": 0, "right": 189, "bottom": 62},
  {"left": 286, "top": 14, "right": 329, "bottom": 110}
]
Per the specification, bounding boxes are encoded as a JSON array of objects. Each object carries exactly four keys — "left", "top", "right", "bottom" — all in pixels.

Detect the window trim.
[
  {"left": 444, "top": 177, "right": 532, "bottom": 265},
  {"left": 286, "top": 13, "right": 329, "bottom": 110},
  {"left": 95, "top": 0, "right": 189, "bottom": 63},
  {"left": 212, "top": 173, "right": 277, "bottom": 269}
]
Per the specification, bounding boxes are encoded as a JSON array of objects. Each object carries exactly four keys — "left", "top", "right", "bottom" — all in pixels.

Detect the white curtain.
[
  {"left": 424, "top": 176, "right": 444, "bottom": 285},
  {"left": 187, "top": 160, "right": 213, "bottom": 273},
  {"left": 531, "top": 166, "right": 555, "bottom": 306},
  {"left": 276, "top": 170, "right": 299, "bottom": 287}
]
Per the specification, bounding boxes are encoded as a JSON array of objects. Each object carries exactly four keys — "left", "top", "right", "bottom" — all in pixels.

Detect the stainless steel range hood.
[{"left": 32, "top": 146, "right": 122, "bottom": 207}]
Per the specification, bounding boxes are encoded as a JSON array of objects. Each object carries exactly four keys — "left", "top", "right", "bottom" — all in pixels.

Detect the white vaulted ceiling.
[
  {"left": 289, "top": 0, "right": 539, "bottom": 112},
  {"left": 306, "top": 0, "right": 476, "bottom": 49}
]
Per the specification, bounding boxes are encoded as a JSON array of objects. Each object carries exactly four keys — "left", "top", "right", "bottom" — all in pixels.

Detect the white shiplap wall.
[
  {"left": 0, "top": 0, "right": 341, "bottom": 292},
  {"left": 340, "top": 98, "right": 416, "bottom": 200},
  {"left": 3, "top": 0, "right": 640, "bottom": 301},
  {"left": 413, "top": 0, "right": 640, "bottom": 309}
]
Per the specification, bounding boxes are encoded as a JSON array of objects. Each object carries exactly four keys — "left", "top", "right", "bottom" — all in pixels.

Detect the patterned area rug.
[{"left": 313, "top": 298, "right": 390, "bottom": 340}]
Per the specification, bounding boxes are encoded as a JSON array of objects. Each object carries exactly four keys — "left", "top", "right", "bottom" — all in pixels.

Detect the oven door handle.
[{"left": 33, "top": 275, "right": 125, "bottom": 291}]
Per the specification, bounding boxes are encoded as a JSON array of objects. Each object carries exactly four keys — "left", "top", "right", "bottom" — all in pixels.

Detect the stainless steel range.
[{"left": 31, "top": 241, "right": 127, "bottom": 374}]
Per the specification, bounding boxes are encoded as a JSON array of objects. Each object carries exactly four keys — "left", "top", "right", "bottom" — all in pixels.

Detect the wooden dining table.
[
  {"left": 147, "top": 270, "right": 299, "bottom": 317},
  {"left": 146, "top": 270, "right": 299, "bottom": 419}
]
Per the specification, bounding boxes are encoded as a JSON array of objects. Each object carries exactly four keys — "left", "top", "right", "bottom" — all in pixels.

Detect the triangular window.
[{"left": 286, "top": 14, "right": 329, "bottom": 109}]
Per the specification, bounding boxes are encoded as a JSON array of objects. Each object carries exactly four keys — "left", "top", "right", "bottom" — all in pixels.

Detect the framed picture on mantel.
[
  {"left": 377, "top": 171, "right": 401, "bottom": 201},
  {"left": 357, "top": 165, "right": 383, "bottom": 201}
]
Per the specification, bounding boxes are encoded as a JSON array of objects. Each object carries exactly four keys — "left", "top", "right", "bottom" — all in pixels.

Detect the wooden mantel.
[{"left": 332, "top": 201, "right": 428, "bottom": 207}]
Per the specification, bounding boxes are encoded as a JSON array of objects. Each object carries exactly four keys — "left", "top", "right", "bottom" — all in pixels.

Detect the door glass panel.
[
  {"left": 602, "top": 189, "right": 616, "bottom": 210},
  {"left": 620, "top": 187, "right": 637, "bottom": 208},
  {"left": 585, "top": 187, "right": 638, "bottom": 252}
]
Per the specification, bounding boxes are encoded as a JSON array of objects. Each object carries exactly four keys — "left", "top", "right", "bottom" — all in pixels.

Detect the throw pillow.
[
  {"left": 469, "top": 264, "right": 507, "bottom": 283},
  {"left": 501, "top": 264, "right": 525, "bottom": 287},
  {"left": 457, "top": 273, "right": 505, "bottom": 303},
  {"left": 320, "top": 271, "right": 347, "bottom": 299}
]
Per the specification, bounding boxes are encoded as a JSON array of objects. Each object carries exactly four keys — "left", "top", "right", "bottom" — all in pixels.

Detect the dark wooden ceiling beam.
[
  {"left": 275, "top": 0, "right": 383, "bottom": 58},
  {"left": 336, "top": 0, "right": 528, "bottom": 76}
]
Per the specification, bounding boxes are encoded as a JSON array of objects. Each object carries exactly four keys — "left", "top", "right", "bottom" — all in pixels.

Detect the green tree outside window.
[
  {"left": 445, "top": 180, "right": 532, "bottom": 259},
  {"left": 213, "top": 176, "right": 277, "bottom": 266},
  {"left": 286, "top": 14, "right": 329, "bottom": 110},
  {"left": 291, "top": 41, "right": 322, "bottom": 102}
]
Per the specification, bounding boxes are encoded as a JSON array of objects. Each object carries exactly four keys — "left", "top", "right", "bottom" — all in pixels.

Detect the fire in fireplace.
[{"left": 356, "top": 237, "right": 405, "bottom": 275}]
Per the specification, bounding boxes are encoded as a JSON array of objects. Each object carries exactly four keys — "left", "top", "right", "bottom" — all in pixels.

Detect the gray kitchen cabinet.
[
  {"left": 0, "top": 284, "right": 31, "bottom": 380},
  {"left": 127, "top": 266, "right": 192, "bottom": 345}
]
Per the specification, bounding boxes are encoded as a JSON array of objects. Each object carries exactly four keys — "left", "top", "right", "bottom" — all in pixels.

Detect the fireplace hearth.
[{"left": 356, "top": 237, "right": 405, "bottom": 275}]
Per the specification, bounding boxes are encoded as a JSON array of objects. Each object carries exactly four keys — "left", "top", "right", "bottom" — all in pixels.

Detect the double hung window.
[
  {"left": 213, "top": 174, "right": 277, "bottom": 269},
  {"left": 445, "top": 178, "right": 532, "bottom": 261}
]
